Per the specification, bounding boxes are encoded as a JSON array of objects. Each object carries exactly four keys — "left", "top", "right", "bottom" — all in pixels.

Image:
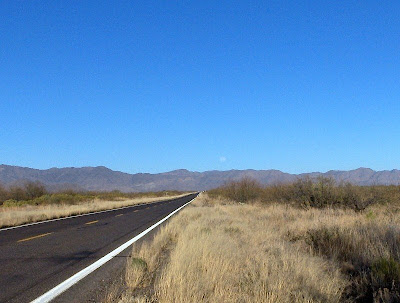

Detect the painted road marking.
[
  {"left": 85, "top": 220, "right": 98, "bottom": 225},
  {"left": 115, "top": 214, "right": 123, "bottom": 217},
  {"left": 18, "top": 232, "right": 53, "bottom": 243},
  {"left": 30, "top": 196, "right": 197, "bottom": 303}
]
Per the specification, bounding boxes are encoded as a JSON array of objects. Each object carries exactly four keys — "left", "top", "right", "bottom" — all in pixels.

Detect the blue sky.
[{"left": 1, "top": 1, "right": 399, "bottom": 174}]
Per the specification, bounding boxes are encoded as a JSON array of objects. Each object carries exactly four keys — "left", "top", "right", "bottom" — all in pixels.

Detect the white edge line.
[
  {"left": 30, "top": 196, "right": 196, "bottom": 303},
  {"left": 0, "top": 195, "right": 191, "bottom": 232}
]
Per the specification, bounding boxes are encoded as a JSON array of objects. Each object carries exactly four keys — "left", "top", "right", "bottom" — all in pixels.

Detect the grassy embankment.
[
  {"left": 0, "top": 181, "right": 188, "bottom": 228},
  {"left": 116, "top": 178, "right": 400, "bottom": 303}
]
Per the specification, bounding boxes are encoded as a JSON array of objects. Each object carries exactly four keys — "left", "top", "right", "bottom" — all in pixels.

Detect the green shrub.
[
  {"left": 372, "top": 258, "right": 400, "bottom": 289},
  {"left": 131, "top": 257, "right": 148, "bottom": 271},
  {"left": 303, "top": 226, "right": 400, "bottom": 302},
  {"left": 2, "top": 199, "right": 19, "bottom": 207},
  {"left": 2, "top": 199, "right": 36, "bottom": 207}
]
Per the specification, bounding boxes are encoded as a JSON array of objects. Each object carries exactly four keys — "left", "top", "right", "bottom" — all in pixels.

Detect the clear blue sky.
[{"left": 1, "top": 1, "right": 399, "bottom": 174}]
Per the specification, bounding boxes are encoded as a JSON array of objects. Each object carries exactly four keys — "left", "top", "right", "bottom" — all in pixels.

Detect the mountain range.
[{"left": 1, "top": 164, "right": 400, "bottom": 192}]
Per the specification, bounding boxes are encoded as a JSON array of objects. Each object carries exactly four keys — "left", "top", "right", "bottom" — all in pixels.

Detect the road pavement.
[{"left": 0, "top": 193, "right": 198, "bottom": 303}]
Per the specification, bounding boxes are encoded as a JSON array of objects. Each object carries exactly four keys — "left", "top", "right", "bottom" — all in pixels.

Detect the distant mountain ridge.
[{"left": 1, "top": 165, "right": 400, "bottom": 192}]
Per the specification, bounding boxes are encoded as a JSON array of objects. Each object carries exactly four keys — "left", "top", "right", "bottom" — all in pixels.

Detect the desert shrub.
[
  {"left": 209, "top": 177, "right": 393, "bottom": 210},
  {"left": 273, "top": 177, "right": 377, "bottom": 210},
  {"left": 369, "top": 258, "right": 400, "bottom": 302},
  {"left": 305, "top": 225, "right": 400, "bottom": 302},
  {"left": 311, "top": 177, "right": 339, "bottom": 207},
  {"left": 0, "top": 184, "right": 9, "bottom": 205},
  {"left": 32, "top": 193, "right": 95, "bottom": 205},
  {"left": 8, "top": 186, "right": 29, "bottom": 201},
  {"left": 305, "top": 227, "right": 370, "bottom": 267},
  {"left": 2, "top": 181, "right": 47, "bottom": 202},
  {"left": 2, "top": 199, "right": 22, "bottom": 207},
  {"left": 24, "top": 181, "right": 47, "bottom": 200},
  {"left": 372, "top": 258, "right": 400, "bottom": 290},
  {"left": 209, "top": 177, "right": 264, "bottom": 202}
]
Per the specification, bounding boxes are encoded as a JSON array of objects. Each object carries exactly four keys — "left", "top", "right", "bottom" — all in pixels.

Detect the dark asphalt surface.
[{"left": 0, "top": 193, "right": 198, "bottom": 303}]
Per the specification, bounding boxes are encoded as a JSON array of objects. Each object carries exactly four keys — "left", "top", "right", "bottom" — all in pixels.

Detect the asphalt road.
[{"left": 0, "top": 193, "right": 198, "bottom": 303}]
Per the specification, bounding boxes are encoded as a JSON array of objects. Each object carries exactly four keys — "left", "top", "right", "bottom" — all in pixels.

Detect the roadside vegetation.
[
  {"left": 0, "top": 181, "right": 188, "bottom": 228},
  {"left": 115, "top": 178, "right": 400, "bottom": 303},
  {"left": 208, "top": 177, "right": 400, "bottom": 210}
]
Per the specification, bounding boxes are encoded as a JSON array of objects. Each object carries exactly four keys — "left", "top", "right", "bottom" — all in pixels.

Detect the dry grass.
[
  {"left": 117, "top": 193, "right": 400, "bottom": 303},
  {"left": 0, "top": 194, "right": 188, "bottom": 228},
  {"left": 117, "top": 194, "right": 347, "bottom": 302}
]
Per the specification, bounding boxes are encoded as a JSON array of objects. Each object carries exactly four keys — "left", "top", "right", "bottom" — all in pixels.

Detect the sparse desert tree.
[
  {"left": 220, "top": 177, "right": 263, "bottom": 202},
  {"left": 24, "top": 181, "right": 47, "bottom": 200},
  {"left": 8, "top": 185, "right": 28, "bottom": 201}
]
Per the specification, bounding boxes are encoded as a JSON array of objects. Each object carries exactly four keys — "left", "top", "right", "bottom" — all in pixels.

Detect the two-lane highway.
[{"left": 0, "top": 193, "right": 198, "bottom": 303}]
